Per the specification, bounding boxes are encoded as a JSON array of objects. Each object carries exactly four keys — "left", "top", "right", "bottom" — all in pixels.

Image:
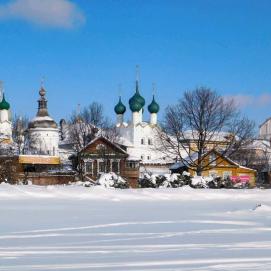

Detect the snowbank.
[{"left": 0, "top": 182, "right": 271, "bottom": 202}]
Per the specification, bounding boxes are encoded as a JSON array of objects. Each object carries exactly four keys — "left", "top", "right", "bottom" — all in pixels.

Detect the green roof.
[
  {"left": 114, "top": 97, "right": 126, "bottom": 115},
  {"left": 129, "top": 80, "right": 145, "bottom": 112},
  {"left": 148, "top": 95, "right": 159, "bottom": 114},
  {"left": 0, "top": 94, "right": 10, "bottom": 110}
]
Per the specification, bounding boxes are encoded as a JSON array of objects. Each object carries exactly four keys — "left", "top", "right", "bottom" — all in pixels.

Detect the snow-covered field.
[{"left": 1, "top": 184, "right": 271, "bottom": 271}]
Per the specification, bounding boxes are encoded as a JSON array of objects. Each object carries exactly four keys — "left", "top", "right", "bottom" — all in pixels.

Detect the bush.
[
  {"left": 138, "top": 171, "right": 192, "bottom": 188},
  {"left": 138, "top": 172, "right": 249, "bottom": 189},
  {"left": 96, "top": 172, "right": 129, "bottom": 189}
]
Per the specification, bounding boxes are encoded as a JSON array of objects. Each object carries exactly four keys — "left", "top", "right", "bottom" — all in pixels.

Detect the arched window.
[
  {"left": 141, "top": 138, "right": 145, "bottom": 145},
  {"left": 148, "top": 138, "right": 152, "bottom": 145}
]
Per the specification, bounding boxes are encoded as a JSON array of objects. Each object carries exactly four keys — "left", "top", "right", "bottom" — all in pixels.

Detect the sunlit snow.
[{"left": 1, "top": 184, "right": 271, "bottom": 270}]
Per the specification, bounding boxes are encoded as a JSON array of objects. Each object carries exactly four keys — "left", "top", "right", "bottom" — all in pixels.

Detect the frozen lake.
[{"left": 0, "top": 184, "right": 271, "bottom": 270}]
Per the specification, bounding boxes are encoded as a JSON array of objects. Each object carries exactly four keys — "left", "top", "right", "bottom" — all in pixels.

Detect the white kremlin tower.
[{"left": 26, "top": 86, "right": 59, "bottom": 156}]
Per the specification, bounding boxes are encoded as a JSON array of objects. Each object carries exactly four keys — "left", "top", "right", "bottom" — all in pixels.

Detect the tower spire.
[
  {"left": 0, "top": 81, "right": 3, "bottom": 100},
  {"left": 41, "top": 76, "right": 45, "bottom": 88},
  {"left": 118, "top": 83, "right": 122, "bottom": 97},
  {"left": 152, "top": 82, "right": 156, "bottom": 96},
  {"left": 37, "top": 85, "right": 49, "bottom": 117},
  {"left": 135, "top": 65, "right": 140, "bottom": 93}
]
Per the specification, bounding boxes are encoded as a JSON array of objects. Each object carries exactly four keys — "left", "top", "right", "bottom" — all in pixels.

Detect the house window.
[
  {"left": 147, "top": 155, "right": 151, "bottom": 160},
  {"left": 98, "top": 161, "right": 105, "bottom": 173},
  {"left": 148, "top": 138, "right": 152, "bottom": 145},
  {"left": 126, "top": 161, "right": 138, "bottom": 169},
  {"left": 141, "top": 155, "right": 144, "bottom": 160},
  {"left": 85, "top": 161, "right": 93, "bottom": 174},
  {"left": 141, "top": 138, "right": 145, "bottom": 145},
  {"left": 112, "top": 161, "right": 120, "bottom": 173},
  {"left": 209, "top": 153, "right": 216, "bottom": 166}
]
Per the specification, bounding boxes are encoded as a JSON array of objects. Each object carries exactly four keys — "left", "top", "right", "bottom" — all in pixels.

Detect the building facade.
[{"left": 81, "top": 136, "right": 139, "bottom": 187}]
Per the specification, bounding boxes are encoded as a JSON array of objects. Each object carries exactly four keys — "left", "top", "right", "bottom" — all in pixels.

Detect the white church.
[{"left": 114, "top": 79, "right": 174, "bottom": 176}]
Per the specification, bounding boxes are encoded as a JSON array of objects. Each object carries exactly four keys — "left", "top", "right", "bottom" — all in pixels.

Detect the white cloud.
[
  {"left": 224, "top": 93, "right": 271, "bottom": 108},
  {"left": 0, "top": 0, "right": 85, "bottom": 28}
]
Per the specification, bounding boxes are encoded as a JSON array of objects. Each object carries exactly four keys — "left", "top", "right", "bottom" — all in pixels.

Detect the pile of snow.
[
  {"left": 96, "top": 172, "right": 128, "bottom": 188},
  {"left": 191, "top": 176, "right": 211, "bottom": 188}
]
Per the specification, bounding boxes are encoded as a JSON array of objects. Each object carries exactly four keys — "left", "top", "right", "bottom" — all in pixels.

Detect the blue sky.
[{"left": 0, "top": 0, "right": 271, "bottom": 127}]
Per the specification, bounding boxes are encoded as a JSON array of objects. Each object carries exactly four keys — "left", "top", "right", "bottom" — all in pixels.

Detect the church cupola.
[
  {"left": 114, "top": 96, "right": 126, "bottom": 126},
  {"left": 129, "top": 79, "right": 145, "bottom": 125},
  {"left": 148, "top": 95, "right": 159, "bottom": 114},
  {"left": 37, "top": 87, "right": 49, "bottom": 117},
  {"left": 148, "top": 95, "right": 159, "bottom": 125},
  {"left": 129, "top": 80, "right": 145, "bottom": 112},
  {"left": 114, "top": 96, "right": 126, "bottom": 115},
  {"left": 0, "top": 94, "right": 10, "bottom": 111}
]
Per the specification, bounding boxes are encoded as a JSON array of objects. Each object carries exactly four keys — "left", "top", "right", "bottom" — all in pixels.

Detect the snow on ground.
[{"left": 1, "top": 184, "right": 271, "bottom": 270}]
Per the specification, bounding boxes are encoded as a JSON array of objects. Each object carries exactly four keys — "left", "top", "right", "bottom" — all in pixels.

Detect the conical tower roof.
[{"left": 28, "top": 86, "right": 57, "bottom": 129}]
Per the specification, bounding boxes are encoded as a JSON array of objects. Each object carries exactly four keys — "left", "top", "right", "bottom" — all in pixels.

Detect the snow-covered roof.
[
  {"left": 81, "top": 136, "right": 128, "bottom": 155},
  {"left": 169, "top": 149, "right": 256, "bottom": 172},
  {"left": 30, "top": 116, "right": 55, "bottom": 122},
  {"left": 244, "top": 139, "right": 271, "bottom": 150},
  {"left": 182, "top": 130, "right": 232, "bottom": 142},
  {"left": 143, "top": 156, "right": 175, "bottom": 165},
  {"left": 19, "top": 155, "right": 60, "bottom": 165},
  {"left": 117, "top": 137, "right": 134, "bottom": 147}
]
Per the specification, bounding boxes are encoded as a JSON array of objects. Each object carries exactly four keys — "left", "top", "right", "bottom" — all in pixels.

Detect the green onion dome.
[
  {"left": 148, "top": 95, "right": 160, "bottom": 114},
  {"left": 114, "top": 97, "right": 126, "bottom": 115},
  {"left": 129, "top": 80, "right": 145, "bottom": 112},
  {"left": 0, "top": 94, "right": 10, "bottom": 110}
]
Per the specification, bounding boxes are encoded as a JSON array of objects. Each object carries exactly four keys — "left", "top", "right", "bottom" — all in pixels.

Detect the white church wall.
[{"left": 28, "top": 128, "right": 59, "bottom": 156}]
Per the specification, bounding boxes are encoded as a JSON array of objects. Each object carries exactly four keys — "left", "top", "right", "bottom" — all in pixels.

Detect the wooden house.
[
  {"left": 80, "top": 136, "right": 140, "bottom": 187},
  {"left": 170, "top": 149, "right": 257, "bottom": 187}
]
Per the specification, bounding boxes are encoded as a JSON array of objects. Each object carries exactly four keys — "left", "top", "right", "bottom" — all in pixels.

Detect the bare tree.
[
  {"left": 12, "top": 115, "right": 29, "bottom": 154},
  {"left": 157, "top": 87, "right": 255, "bottom": 176},
  {"left": 231, "top": 141, "right": 271, "bottom": 183},
  {"left": 68, "top": 102, "right": 119, "bottom": 179}
]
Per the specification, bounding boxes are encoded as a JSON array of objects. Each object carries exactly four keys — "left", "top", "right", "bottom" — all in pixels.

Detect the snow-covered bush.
[
  {"left": 190, "top": 176, "right": 210, "bottom": 188},
  {"left": 96, "top": 172, "right": 129, "bottom": 189},
  {"left": 138, "top": 172, "right": 249, "bottom": 189},
  {"left": 138, "top": 171, "right": 192, "bottom": 188}
]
